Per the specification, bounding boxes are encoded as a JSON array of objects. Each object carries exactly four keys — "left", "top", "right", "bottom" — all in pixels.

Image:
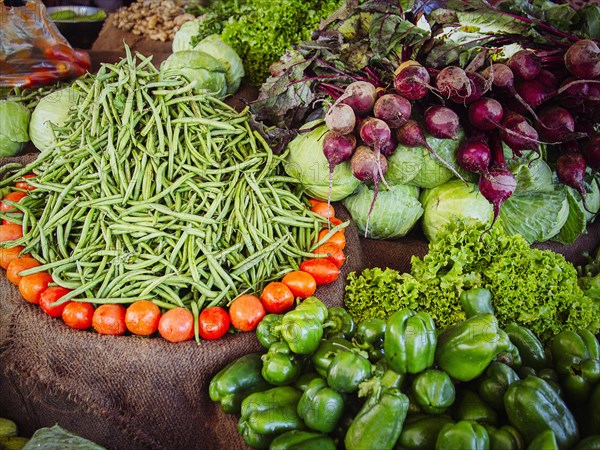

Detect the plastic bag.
[{"left": 0, "top": 0, "right": 91, "bottom": 88}]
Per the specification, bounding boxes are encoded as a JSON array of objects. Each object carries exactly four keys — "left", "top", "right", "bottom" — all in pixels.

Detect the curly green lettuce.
[{"left": 344, "top": 219, "right": 600, "bottom": 342}]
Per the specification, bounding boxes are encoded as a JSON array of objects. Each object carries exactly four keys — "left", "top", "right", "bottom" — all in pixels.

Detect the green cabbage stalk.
[
  {"left": 284, "top": 122, "right": 360, "bottom": 201},
  {"left": 343, "top": 183, "right": 423, "bottom": 239},
  {"left": 0, "top": 99, "right": 30, "bottom": 157}
]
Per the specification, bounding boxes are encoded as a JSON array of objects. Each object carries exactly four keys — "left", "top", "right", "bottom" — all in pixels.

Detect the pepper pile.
[{"left": 210, "top": 292, "right": 600, "bottom": 449}]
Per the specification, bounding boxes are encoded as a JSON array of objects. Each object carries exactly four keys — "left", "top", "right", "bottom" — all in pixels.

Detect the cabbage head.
[
  {"left": 0, "top": 100, "right": 30, "bottom": 157},
  {"left": 386, "top": 146, "right": 423, "bottom": 185},
  {"left": 343, "top": 183, "right": 423, "bottom": 240},
  {"left": 193, "top": 34, "right": 244, "bottom": 94},
  {"left": 29, "top": 87, "right": 79, "bottom": 153},
  {"left": 172, "top": 20, "right": 199, "bottom": 52},
  {"left": 421, "top": 179, "right": 493, "bottom": 241},
  {"left": 161, "top": 50, "right": 228, "bottom": 98},
  {"left": 284, "top": 122, "right": 360, "bottom": 202}
]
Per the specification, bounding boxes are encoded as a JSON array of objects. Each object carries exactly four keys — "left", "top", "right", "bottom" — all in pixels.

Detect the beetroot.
[
  {"left": 322, "top": 131, "right": 357, "bottom": 208},
  {"left": 424, "top": 105, "right": 460, "bottom": 140},
  {"left": 359, "top": 117, "right": 393, "bottom": 188},
  {"left": 557, "top": 152, "right": 589, "bottom": 205},
  {"left": 393, "top": 61, "right": 431, "bottom": 101},
  {"left": 373, "top": 93, "right": 412, "bottom": 128},
  {"left": 537, "top": 106, "right": 575, "bottom": 141},
  {"left": 499, "top": 112, "right": 540, "bottom": 154},
  {"left": 338, "top": 81, "right": 378, "bottom": 116},
  {"left": 516, "top": 79, "right": 553, "bottom": 109},
  {"left": 468, "top": 97, "right": 504, "bottom": 131},
  {"left": 457, "top": 138, "right": 491, "bottom": 174},
  {"left": 564, "top": 39, "right": 600, "bottom": 79},
  {"left": 583, "top": 135, "right": 600, "bottom": 172},
  {"left": 325, "top": 103, "right": 356, "bottom": 135},
  {"left": 435, "top": 66, "right": 472, "bottom": 100},
  {"left": 508, "top": 49, "right": 542, "bottom": 81}
]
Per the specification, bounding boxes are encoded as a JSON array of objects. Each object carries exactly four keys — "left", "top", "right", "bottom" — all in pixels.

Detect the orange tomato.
[
  {"left": 158, "top": 307, "right": 195, "bottom": 343},
  {"left": 198, "top": 306, "right": 230, "bottom": 340},
  {"left": 282, "top": 270, "right": 317, "bottom": 299},
  {"left": 6, "top": 257, "right": 40, "bottom": 285},
  {"left": 39, "top": 286, "right": 72, "bottom": 318},
  {"left": 0, "top": 191, "right": 26, "bottom": 213},
  {"left": 93, "top": 304, "right": 127, "bottom": 336},
  {"left": 311, "top": 202, "right": 336, "bottom": 219},
  {"left": 299, "top": 259, "right": 341, "bottom": 285},
  {"left": 125, "top": 300, "right": 161, "bottom": 336},
  {"left": 313, "top": 242, "right": 346, "bottom": 268},
  {"left": 260, "top": 281, "right": 295, "bottom": 314},
  {"left": 307, "top": 198, "right": 323, "bottom": 208},
  {"left": 62, "top": 302, "right": 95, "bottom": 330},
  {"left": 0, "top": 246, "right": 26, "bottom": 269},
  {"left": 318, "top": 229, "right": 346, "bottom": 250},
  {"left": 329, "top": 217, "right": 345, "bottom": 231},
  {"left": 18, "top": 272, "right": 53, "bottom": 304},
  {"left": 15, "top": 174, "right": 36, "bottom": 191},
  {"left": 229, "top": 294, "right": 266, "bottom": 332},
  {"left": 0, "top": 223, "right": 23, "bottom": 242}
]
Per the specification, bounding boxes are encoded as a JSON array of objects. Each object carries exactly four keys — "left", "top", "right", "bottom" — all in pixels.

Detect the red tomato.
[
  {"left": 282, "top": 270, "right": 317, "bottom": 299},
  {"left": 6, "top": 257, "right": 40, "bottom": 286},
  {"left": 299, "top": 259, "right": 341, "bottom": 285},
  {"left": 307, "top": 198, "right": 323, "bottom": 209},
  {"left": 198, "top": 306, "right": 230, "bottom": 340},
  {"left": 318, "top": 229, "right": 346, "bottom": 250},
  {"left": 311, "top": 202, "right": 336, "bottom": 219},
  {"left": 229, "top": 294, "right": 266, "bottom": 332},
  {"left": 260, "top": 281, "right": 295, "bottom": 314},
  {"left": 328, "top": 217, "right": 345, "bottom": 231},
  {"left": 39, "top": 286, "right": 72, "bottom": 318},
  {"left": 0, "top": 191, "right": 26, "bottom": 213},
  {"left": 313, "top": 242, "right": 346, "bottom": 268},
  {"left": 15, "top": 174, "right": 36, "bottom": 191},
  {"left": 92, "top": 304, "right": 127, "bottom": 336},
  {"left": 125, "top": 300, "right": 161, "bottom": 336},
  {"left": 0, "top": 246, "right": 26, "bottom": 269},
  {"left": 62, "top": 302, "right": 95, "bottom": 330},
  {"left": 158, "top": 307, "right": 195, "bottom": 343},
  {"left": 18, "top": 272, "right": 53, "bottom": 304},
  {"left": 0, "top": 223, "right": 23, "bottom": 242}
]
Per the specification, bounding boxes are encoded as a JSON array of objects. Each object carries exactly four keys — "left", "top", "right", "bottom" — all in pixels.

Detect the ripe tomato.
[
  {"left": 15, "top": 174, "right": 36, "bottom": 191},
  {"left": 198, "top": 306, "right": 230, "bottom": 340},
  {"left": 39, "top": 286, "right": 72, "bottom": 318},
  {"left": 282, "top": 270, "right": 317, "bottom": 299},
  {"left": 0, "top": 223, "right": 23, "bottom": 242},
  {"left": 158, "top": 307, "right": 195, "bottom": 343},
  {"left": 6, "top": 257, "right": 40, "bottom": 285},
  {"left": 125, "top": 300, "right": 161, "bottom": 336},
  {"left": 299, "top": 259, "right": 341, "bottom": 285},
  {"left": 0, "top": 191, "right": 27, "bottom": 213},
  {"left": 307, "top": 198, "right": 323, "bottom": 208},
  {"left": 0, "top": 246, "right": 26, "bottom": 269},
  {"left": 92, "top": 304, "right": 127, "bottom": 336},
  {"left": 260, "top": 281, "right": 295, "bottom": 314},
  {"left": 313, "top": 242, "right": 346, "bottom": 268},
  {"left": 311, "top": 202, "right": 336, "bottom": 219},
  {"left": 229, "top": 294, "right": 266, "bottom": 332},
  {"left": 18, "top": 272, "right": 53, "bottom": 304},
  {"left": 62, "top": 302, "right": 95, "bottom": 330},
  {"left": 318, "top": 229, "right": 346, "bottom": 250},
  {"left": 328, "top": 217, "right": 345, "bottom": 231}
]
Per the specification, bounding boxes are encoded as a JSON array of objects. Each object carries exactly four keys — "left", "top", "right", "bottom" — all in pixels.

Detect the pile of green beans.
[{"left": 0, "top": 48, "right": 339, "bottom": 312}]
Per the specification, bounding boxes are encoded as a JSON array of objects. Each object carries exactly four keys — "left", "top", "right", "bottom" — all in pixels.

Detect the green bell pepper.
[
  {"left": 517, "top": 367, "right": 563, "bottom": 397},
  {"left": 295, "top": 296, "right": 328, "bottom": 323},
  {"left": 238, "top": 386, "right": 305, "bottom": 449},
  {"left": 477, "top": 361, "right": 520, "bottom": 411},
  {"left": 435, "top": 420, "right": 490, "bottom": 450},
  {"left": 344, "top": 387, "right": 409, "bottom": 450},
  {"left": 588, "top": 384, "right": 600, "bottom": 437},
  {"left": 526, "top": 430, "right": 559, "bottom": 450},
  {"left": 550, "top": 329, "right": 600, "bottom": 405},
  {"left": 256, "top": 313, "right": 283, "bottom": 349},
  {"left": 280, "top": 312, "right": 323, "bottom": 355},
  {"left": 324, "top": 306, "right": 356, "bottom": 340},
  {"left": 484, "top": 425, "right": 525, "bottom": 450},
  {"left": 460, "top": 287, "right": 494, "bottom": 318},
  {"left": 269, "top": 430, "right": 336, "bottom": 450},
  {"left": 504, "top": 322, "right": 549, "bottom": 371},
  {"left": 327, "top": 349, "right": 372, "bottom": 393},
  {"left": 294, "top": 372, "right": 321, "bottom": 392},
  {"left": 504, "top": 376, "right": 579, "bottom": 450},
  {"left": 353, "top": 318, "right": 387, "bottom": 362},
  {"left": 395, "top": 414, "right": 454, "bottom": 450},
  {"left": 384, "top": 308, "right": 436, "bottom": 375},
  {"left": 311, "top": 338, "right": 354, "bottom": 377},
  {"left": 436, "top": 313, "right": 513, "bottom": 382},
  {"left": 261, "top": 341, "right": 301, "bottom": 386},
  {"left": 297, "top": 377, "right": 344, "bottom": 433},
  {"left": 454, "top": 388, "right": 499, "bottom": 426},
  {"left": 412, "top": 369, "right": 456, "bottom": 414},
  {"left": 209, "top": 353, "right": 271, "bottom": 414},
  {"left": 573, "top": 436, "right": 600, "bottom": 450}
]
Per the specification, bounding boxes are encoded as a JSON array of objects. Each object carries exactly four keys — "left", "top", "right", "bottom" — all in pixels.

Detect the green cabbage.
[
  {"left": 193, "top": 34, "right": 245, "bottom": 94},
  {"left": 161, "top": 50, "right": 228, "bottom": 98},
  {"left": 172, "top": 20, "right": 199, "bottom": 52},
  {"left": 420, "top": 179, "right": 493, "bottom": 241},
  {"left": 386, "top": 146, "right": 423, "bottom": 185},
  {"left": 0, "top": 100, "right": 30, "bottom": 157},
  {"left": 343, "top": 183, "right": 423, "bottom": 239},
  {"left": 552, "top": 176, "right": 599, "bottom": 245},
  {"left": 29, "top": 87, "right": 79, "bottom": 153},
  {"left": 284, "top": 122, "right": 360, "bottom": 201}
]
